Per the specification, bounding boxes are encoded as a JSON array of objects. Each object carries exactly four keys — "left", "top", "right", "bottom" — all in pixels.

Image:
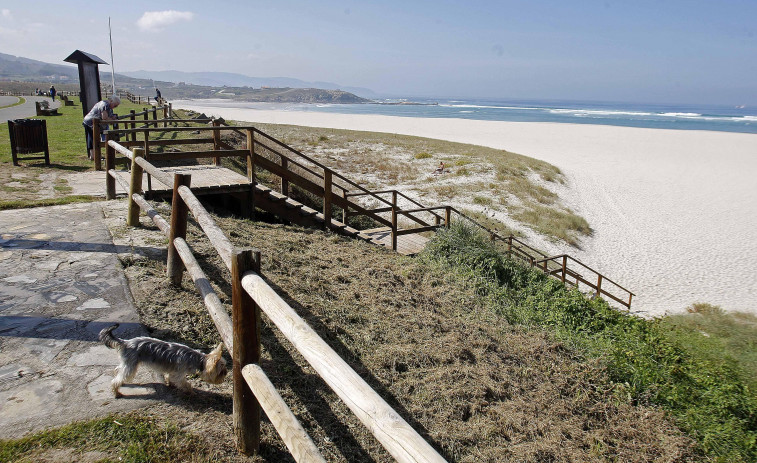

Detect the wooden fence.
[
  {"left": 101, "top": 115, "right": 634, "bottom": 309},
  {"left": 105, "top": 139, "right": 448, "bottom": 462}
]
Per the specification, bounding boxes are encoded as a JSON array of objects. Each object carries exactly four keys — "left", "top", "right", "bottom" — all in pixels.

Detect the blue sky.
[{"left": 1, "top": 0, "right": 755, "bottom": 104}]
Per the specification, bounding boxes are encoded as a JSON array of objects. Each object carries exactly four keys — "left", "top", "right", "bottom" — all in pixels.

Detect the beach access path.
[
  {"left": 174, "top": 101, "right": 757, "bottom": 316},
  {"left": 0, "top": 201, "right": 168, "bottom": 439}
]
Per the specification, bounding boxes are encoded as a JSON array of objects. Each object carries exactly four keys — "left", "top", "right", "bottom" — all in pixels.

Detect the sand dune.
[{"left": 173, "top": 101, "right": 757, "bottom": 316}]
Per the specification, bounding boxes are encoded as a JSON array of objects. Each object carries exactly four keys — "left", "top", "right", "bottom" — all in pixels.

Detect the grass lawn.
[{"left": 0, "top": 98, "right": 154, "bottom": 208}]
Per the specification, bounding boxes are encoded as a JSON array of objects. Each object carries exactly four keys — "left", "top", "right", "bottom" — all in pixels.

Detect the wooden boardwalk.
[
  {"left": 360, "top": 227, "right": 430, "bottom": 256},
  {"left": 111, "top": 165, "right": 251, "bottom": 197}
]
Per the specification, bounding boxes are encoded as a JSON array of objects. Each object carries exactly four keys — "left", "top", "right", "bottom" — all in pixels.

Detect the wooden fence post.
[
  {"left": 445, "top": 206, "right": 451, "bottom": 228},
  {"left": 129, "top": 110, "right": 137, "bottom": 142},
  {"left": 232, "top": 248, "right": 262, "bottom": 455},
  {"left": 169, "top": 103, "right": 173, "bottom": 125},
  {"left": 163, "top": 104, "right": 168, "bottom": 127},
  {"left": 280, "top": 157, "right": 289, "bottom": 196},
  {"left": 93, "top": 118, "right": 102, "bottom": 171},
  {"left": 212, "top": 119, "right": 221, "bottom": 166},
  {"left": 323, "top": 170, "right": 332, "bottom": 230},
  {"left": 167, "top": 173, "right": 192, "bottom": 285},
  {"left": 126, "top": 148, "right": 144, "bottom": 226},
  {"left": 105, "top": 137, "right": 115, "bottom": 199},
  {"left": 246, "top": 129, "right": 255, "bottom": 183},
  {"left": 596, "top": 275, "right": 603, "bottom": 298},
  {"left": 152, "top": 105, "right": 158, "bottom": 126},
  {"left": 391, "top": 191, "right": 398, "bottom": 251},
  {"left": 562, "top": 255, "right": 567, "bottom": 284}
]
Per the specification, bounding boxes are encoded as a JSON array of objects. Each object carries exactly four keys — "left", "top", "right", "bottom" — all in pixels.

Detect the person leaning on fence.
[{"left": 83, "top": 96, "right": 120, "bottom": 160}]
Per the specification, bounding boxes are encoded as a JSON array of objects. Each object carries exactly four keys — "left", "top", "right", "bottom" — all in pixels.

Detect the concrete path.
[
  {"left": 0, "top": 96, "right": 60, "bottom": 121},
  {"left": 0, "top": 201, "right": 163, "bottom": 438}
]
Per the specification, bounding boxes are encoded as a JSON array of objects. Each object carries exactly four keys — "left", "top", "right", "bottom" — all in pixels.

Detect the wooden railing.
[
  {"left": 102, "top": 117, "right": 635, "bottom": 310},
  {"left": 106, "top": 140, "right": 447, "bottom": 462},
  {"left": 450, "top": 210, "right": 635, "bottom": 308}
]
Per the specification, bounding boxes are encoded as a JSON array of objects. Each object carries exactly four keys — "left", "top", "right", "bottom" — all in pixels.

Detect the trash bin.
[{"left": 7, "top": 119, "right": 50, "bottom": 166}]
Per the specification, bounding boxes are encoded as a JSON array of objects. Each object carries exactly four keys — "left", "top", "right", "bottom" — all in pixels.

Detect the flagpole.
[{"left": 109, "top": 17, "right": 116, "bottom": 97}]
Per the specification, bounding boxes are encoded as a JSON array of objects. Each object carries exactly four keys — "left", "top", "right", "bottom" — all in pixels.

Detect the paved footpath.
[
  {"left": 0, "top": 201, "right": 164, "bottom": 438},
  {"left": 0, "top": 95, "right": 60, "bottom": 120}
]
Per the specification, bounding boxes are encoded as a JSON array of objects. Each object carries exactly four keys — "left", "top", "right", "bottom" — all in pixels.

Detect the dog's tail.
[{"left": 99, "top": 324, "right": 124, "bottom": 350}]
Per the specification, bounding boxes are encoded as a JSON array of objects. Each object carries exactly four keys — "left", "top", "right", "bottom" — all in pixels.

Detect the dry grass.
[{"left": 108, "top": 203, "right": 695, "bottom": 462}]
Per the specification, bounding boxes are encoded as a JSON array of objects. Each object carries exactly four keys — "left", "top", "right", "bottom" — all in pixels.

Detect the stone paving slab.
[{"left": 0, "top": 201, "right": 168, "bottom": 438}]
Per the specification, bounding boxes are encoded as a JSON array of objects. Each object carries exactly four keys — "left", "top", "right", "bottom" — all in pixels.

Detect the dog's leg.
[
  {"left": 112, "top": 362, "right": 138, "bottom": 398},
  {"left": 169, "top": 373, "right": 194, "bottom": 394}
]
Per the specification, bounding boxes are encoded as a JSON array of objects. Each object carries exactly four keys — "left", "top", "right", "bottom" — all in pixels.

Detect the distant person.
[
  {"left": 49, "top": 85, "right": 56, "bottom": 101},
  {"left": 155, "top": 88, "right": 161, "bottom": 101},
  {"left": 434, "top": 161, "right": 445, "bottom": 174},
  {"left": 35, "top": 88, "right": 39, "bottom": 96},
  {"left": 83, "top": 96, "right": 120, "bottom": 160}
]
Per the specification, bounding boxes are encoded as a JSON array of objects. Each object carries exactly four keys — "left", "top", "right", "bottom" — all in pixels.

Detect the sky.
[{"left": 1, "top": 0, "right": 756, "bottom": 105}]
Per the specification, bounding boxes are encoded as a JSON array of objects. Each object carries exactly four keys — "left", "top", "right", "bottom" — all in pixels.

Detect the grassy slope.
[
  {"left": 424, "top": 223, "right": 757, "bottom": 462},
  {"left": 3, "top": 208, "right": 696, "bottom": 462}
]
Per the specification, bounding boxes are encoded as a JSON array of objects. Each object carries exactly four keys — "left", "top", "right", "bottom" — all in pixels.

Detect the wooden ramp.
[
  {"left": 145, "top": 165, "right": 251, "bottom": 195},
  {"left": 360, "top": 227, "right": 430, "bottom": 256}
]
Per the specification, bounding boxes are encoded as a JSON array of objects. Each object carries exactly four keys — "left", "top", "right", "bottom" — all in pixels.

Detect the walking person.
[
  {"left": 83, "top": 96, "right": 120, "bottom": 160},
  {"left": 49, "top": 85, "right": 56, "bottom": 101}
]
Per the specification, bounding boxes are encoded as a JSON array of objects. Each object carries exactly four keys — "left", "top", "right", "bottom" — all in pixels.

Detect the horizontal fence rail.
[
  {"left": 108, "top": 140, "right": 447, "bottom": 462},
  {"left": 103, "top": 115, "right": 634, "bottom": 309}
]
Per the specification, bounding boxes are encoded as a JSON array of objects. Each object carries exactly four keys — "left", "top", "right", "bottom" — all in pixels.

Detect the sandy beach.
[{"left": 174, "top": 101, "right": 757, "bottom": 316}]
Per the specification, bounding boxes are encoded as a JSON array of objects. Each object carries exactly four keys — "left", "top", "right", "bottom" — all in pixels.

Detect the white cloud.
[
  {"left": 137, "top": 10, "right": 194, "bottom": 32},
  {"left": 1, "top": 9, "right": 12, "bottom": 19}
]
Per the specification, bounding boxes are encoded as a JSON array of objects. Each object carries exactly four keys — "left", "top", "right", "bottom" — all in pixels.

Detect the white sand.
[{"left": 174, "top": 100, "right": 757, "bottom": 316}]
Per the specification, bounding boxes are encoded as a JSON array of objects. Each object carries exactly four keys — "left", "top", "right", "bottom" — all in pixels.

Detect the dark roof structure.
[{"left": 64, "top": 50, "right": 108, "bottom": 65}]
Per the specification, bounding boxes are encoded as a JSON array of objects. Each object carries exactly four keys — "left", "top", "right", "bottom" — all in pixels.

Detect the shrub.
[
  {"left": 422, "top": 222, "right": 757, "bottom": 462},
  {"left": 414, "top": 152, "right": 432, "bottom": 159}
]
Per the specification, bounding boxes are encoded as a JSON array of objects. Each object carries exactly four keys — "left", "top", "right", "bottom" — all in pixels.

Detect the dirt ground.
[{"left": 100, "top": 199, "right": 697, "bottom": 462}]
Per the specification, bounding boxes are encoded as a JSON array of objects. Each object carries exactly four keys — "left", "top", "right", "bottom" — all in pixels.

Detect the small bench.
[
  {"left": 60, "top": 95, "right": 75, "bottom": 106},
  {"left": 35, "top": 101, "right": 58, "bottom": 116}
]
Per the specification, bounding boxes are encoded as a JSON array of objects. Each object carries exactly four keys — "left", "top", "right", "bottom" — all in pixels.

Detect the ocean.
[{"left": 183, "top": 97, "right": 757, "bottom": 134}]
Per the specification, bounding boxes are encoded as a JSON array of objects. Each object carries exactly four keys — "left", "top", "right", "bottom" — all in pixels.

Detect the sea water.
[{"left": 184, "top": 97, "right": 757, "bottom": 134}]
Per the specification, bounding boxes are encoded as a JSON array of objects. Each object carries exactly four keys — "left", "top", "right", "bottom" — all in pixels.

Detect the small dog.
[{"left": 99, "top": 324, "right": 227, "bottom": 398}]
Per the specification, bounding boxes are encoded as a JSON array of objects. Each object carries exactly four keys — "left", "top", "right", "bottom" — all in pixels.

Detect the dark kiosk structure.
[{"left": 64, "top": 50, "right": 108, "bottom": 116}]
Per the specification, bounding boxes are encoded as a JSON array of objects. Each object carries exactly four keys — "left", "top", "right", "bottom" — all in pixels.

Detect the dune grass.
[
  {"left": 223, "top": 120, "right": 584, "bottom": 245},
  {"left": 423, "top": 222, "right": 757, "bottom": 462}
]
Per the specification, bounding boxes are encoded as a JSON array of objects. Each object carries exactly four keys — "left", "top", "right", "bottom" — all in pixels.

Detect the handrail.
[
  {"left": 109, "top": 140, "right": 445, "bottom": 461},
  {"left": 106, "top": 118, "right": 634, "bottom": 310}
]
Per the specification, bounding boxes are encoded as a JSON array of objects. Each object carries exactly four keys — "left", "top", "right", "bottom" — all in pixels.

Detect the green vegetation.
[
  {"left": 423, "top": 222, "right": 757, "bottom": 462},
  {"left": 0, "top": 98, "right": 155, "bottom": 167},
  {"left": 663, "top": 303, "right": 757, "bottom": 391},
  {"left": 0, "top": 415, "right": 214, "bottom": 463},
  {"left": 414, "top": 151, "right": 432, "bottom": 159},
  {"left": 0, "top": 195, "right": 99, "bottom": 210}
]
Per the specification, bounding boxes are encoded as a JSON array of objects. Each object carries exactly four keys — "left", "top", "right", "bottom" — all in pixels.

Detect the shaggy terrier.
[{"left": 99, "top": 324, "right": 227, "bottom": 398}]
